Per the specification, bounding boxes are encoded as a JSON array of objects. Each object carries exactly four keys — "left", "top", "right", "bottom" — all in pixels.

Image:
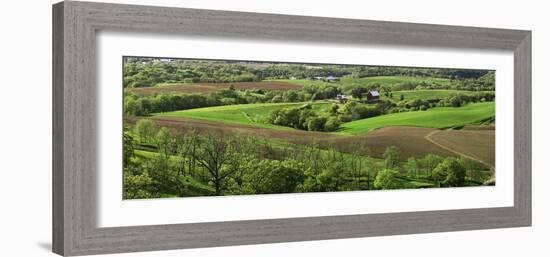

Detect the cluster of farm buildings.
[
  {"left": 336, "top": 91, "right": 380, "bottom": 103},
  {"left": 291, "top": 75, "right": 381, "bottom": 103}
]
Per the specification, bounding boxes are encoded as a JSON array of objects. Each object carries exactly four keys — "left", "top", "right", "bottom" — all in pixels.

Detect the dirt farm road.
[{"left": 425, "top": 130, "right": 494, "bottom": 168}]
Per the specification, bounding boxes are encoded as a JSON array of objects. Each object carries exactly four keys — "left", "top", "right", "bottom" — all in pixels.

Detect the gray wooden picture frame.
[{"left": 52, "top": 1, "right": 531, "bottom": 256}]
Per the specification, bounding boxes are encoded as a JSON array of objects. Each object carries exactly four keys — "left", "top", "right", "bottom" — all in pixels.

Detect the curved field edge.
[{"left": 336, "top": 102, "right": 495, "bottom": 135}]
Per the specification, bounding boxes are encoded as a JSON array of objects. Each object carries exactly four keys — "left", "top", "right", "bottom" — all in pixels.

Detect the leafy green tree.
[
  {"left": 383, "top": 146, "right": 400, "bottom": 169},
  {"left": 155, "top": 127, "right": 173, "bottom": 157},
  {"left": 324, "top": 116, "right": 341, "bottom": 132},
  {"left": 243, "top": 160, "right": 306, "bottom": 194},
  {"left": 405, "top": 157, "right": 419, "bottom": 177},
  {"left": 350, "top": 105, "right": 381, "bottom": 120},
  {"left": 342, "top": 101, "right": 358, "bottom": 115},
  {"left": 432, "top": 158, "right": 466, "bottom": 187},
  {"left": 328, "top": 103, "right": 339, "bottom": 115},
  {"left": 134, "top": 119, "right": 159, "bottom": 143},
  {"left": 268, "top": 104, "right": 317, "bottom": 130},
  {"left": 419, "top": 154, "right": 443, "bottom": 177},
  {"left": 374, "top": 169, "right": 404, "bottom": 190},
  {"left": 283, "top": 90, "right": 300, "bottom": 102},
  {"left": 124, "top": 171, "right": 156, "bottom": 199},
  {"left": 123, "top": 126, "right": 135, "bottom": 166},
  {"left": 306, "top": 116, "right": 327, "bottom": 131},
  {"left": 124, "top": 96, "right": 139, "bottom": 115},
  {"left": 315, "top": 164, "right": 350, "bottom": 192},
  {"left": 350, "top": 87, "right": 368, "bottom": 100}
]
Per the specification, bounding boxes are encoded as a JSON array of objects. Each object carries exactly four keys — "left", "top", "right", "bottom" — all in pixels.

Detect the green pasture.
[
  {"left": 337, "top": 102, "right": 495, "bottom": 135},
  {"left": 154, "top": 101, "right": 330, "bottom": 129},
  {"left": 339, "top": 76, "right": 453, "bottom": 87},
  {"left": 277, "top": 76, "right": 454, "bottom": 89},
  {"left": 382, "top": 89, "right": 493, "bottom": 102}
]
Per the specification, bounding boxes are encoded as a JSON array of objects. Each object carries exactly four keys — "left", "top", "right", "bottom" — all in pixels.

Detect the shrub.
[
  {"left": 324, "top": 116, "right": 341, "bottom": 132},
  {"left": 271, "top": 95, "right": 283, "bottom": 103},
  {"left": 306, "top": 116, "right": 328, "bottom": 131},
  {"left": 374, "top": 169, "right": 404, "bottom": 190}
]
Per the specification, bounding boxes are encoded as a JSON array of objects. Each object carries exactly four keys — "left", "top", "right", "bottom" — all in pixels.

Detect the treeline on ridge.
[{"left": 123, "top": 57, "right": 495, "bottom": 88}]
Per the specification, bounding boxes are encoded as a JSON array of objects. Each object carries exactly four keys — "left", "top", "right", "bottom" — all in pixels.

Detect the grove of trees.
[{"left": 123, "top": 120, "right": 492, "bottom": 199}]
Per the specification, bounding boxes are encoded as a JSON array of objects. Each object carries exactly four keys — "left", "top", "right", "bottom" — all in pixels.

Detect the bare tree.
[
  {"left": 192, "top": 131, "right": 240, "bottom": 195},
  {"left": 185, "top": 129, "right": 199, "bottom": 177}
]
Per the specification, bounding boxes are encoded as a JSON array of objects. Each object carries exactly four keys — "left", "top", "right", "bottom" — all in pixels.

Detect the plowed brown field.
[
  {"left": 126, "top": 81, "right": 302, "bottom": 96},
  {"left": 426, "top": 129, "right": 495, "bottom": 167},
  {"left": 126, "top": 116, "right": 493, "bottom": 164}
]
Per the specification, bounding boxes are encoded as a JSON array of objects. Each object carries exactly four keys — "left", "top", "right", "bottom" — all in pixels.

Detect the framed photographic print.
[{"left": 52, "top": 1, "right": 531, "bottom": 256}]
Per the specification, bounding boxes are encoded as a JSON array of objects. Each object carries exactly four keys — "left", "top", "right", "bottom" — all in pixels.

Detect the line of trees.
[{"left": 124, "top": 83, "right": 343, "bottom": 116}]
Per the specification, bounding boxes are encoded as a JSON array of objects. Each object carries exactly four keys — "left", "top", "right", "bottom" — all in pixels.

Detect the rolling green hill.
[
  {"left": 337, "top": 102, "right": 495, "bottom": 135},
  {"left": 154, "top": 101, "right": 494, "bottom": 135},
  {"left": 154, "top": 102, "right": 330, "bottom": 129}
]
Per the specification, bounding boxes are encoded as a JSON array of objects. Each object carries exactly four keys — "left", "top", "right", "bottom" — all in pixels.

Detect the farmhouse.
[
  {"left": 326, "top": 76, "right": 339, "bottom": 82},
  {"left": 366, "top": 90, "right": 380, "bottom": 103},
  {"left": 155, "top": 58, "right": 173, "bottom": 63},
  {"left": 313, "top": 76, "right": 339, "bottom": 82},
  {"left": 336, "top": 93, "right": 348, "bottom": 103}
]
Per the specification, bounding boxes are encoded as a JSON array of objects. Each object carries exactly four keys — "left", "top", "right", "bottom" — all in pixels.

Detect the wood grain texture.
[
  {"left": 52, "top": 2, "right": 65, "bottom": 255},
  {"left": 514, "top": 32, "right": 532, "bottom": 224},
  {"left": 52, "top": 1, "right": 532, "bottom": 256}
]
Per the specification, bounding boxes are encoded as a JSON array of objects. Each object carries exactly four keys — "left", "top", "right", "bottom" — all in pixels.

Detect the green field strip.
[
  {"left": 153, "top": 102, "right": 330, "bottom": 130},
  {"left": 382, "top": 89, "right": 493, "bottom": 101},
  {"left": 337, "top": 102, "right": 495, "bottom": 135}
]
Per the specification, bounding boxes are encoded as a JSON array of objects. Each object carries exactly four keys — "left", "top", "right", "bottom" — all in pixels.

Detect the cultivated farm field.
[{"left": 126, "top": 81, "right": 302, "bottom": 96}]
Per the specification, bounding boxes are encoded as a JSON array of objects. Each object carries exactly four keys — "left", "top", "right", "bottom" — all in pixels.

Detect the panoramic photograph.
[{"left": 122, "top": 57, "right": 496, "bottom": 200}]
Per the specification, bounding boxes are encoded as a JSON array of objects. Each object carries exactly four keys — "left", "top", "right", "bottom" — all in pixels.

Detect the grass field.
[
  {"left": 382, "top": 89, "right": 493, "bottom": 101},
  {"left": 278, "top": 76, "right": 454, "bottom": 90},
  {"left": 339, "top": 76, "right": 454, "bottom": 87},
  {"left": 153, "top": 101, "right": 494, "bottom": 136},
  {"left": 154, "top": 102, "right": 330, "bottom": 129},
  {"left": 338, "top": 102, "right": 495, "bottom": 135}
]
